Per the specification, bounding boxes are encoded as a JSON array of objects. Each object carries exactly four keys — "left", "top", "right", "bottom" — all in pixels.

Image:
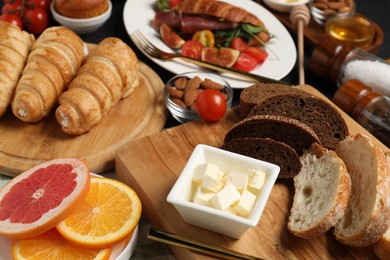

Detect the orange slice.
[
  {"left": 12, "top": 228, "right": 111, "bottom": 260},
  {"left": 0, "top": 158, "right": 90, "bottom": 239},
  {"left": 56, "top": 177, "right": 142, "bottom": 248}
]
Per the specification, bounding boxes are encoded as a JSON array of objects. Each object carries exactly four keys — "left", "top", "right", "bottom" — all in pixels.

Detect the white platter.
[{"left": 123, "top": 0, "right": 297, "bottom": 89}]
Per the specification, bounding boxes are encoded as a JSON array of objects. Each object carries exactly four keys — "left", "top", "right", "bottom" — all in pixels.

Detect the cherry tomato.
[
  {"left": 233, "top": 52, "right": 259, "bottom": 72},
  {"left": 192, "top": 30, "right": 215, "bottom": 47},
  {"left": 25, "top": 0, "right": 52, "bottom": 13},
  {"left": 181, "top": 40, "right": 204, "bottom": 60},
  {"left": 23, "top": 7, "right": 48, "bottom": 35},
  {"left": 1, "top": 0, "right": 22, "bottom": 17},
  {"left": 242, "top": 46, "right": 268, "bottom": 63},
  {"left": 0, "top": 13, "right": 23, "bottom": 29},
  {"left": 168, "top": 0, "right": 180, "bottom": 8},
  {"left": 230, "top": 37, "right": 247, "bottom": 52},
  {"left": 196, "top": 89, "right": 227, "bottom": 121}
]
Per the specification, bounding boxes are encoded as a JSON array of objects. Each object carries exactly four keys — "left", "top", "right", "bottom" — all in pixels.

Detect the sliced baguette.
[
  {"left": 288, "top": 143, "right": 351, "bottom": 239},
  {"left": 373, "top": 227, "right": 390, "bottom": 259},
  {"left": 334, "top": 134, "right": 390, "bottom": 247}
]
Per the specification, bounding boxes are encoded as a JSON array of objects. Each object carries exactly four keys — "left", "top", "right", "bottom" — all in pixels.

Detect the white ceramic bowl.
[
  {"left": 167, "top": 144, "right": 280, "bottom": 239},
  {"left": 50, "top": 0, "right": 112, "bottom": 34},
  {"left": 263, "top": 0, "right": 310, "bottom": 13},
  {"left": 164, "top": 71, "right": 233, "bottom": 124}
]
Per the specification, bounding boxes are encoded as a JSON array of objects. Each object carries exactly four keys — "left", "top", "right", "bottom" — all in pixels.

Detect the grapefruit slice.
[
  {"left": 12, "top": 228, "right": 111, "bottom": 260},
  {"left": 0, "top": 158, "right": 90, "bottom": 239},
  {"left": 57, "top": 177, "right": 142, "bottom": 249}
]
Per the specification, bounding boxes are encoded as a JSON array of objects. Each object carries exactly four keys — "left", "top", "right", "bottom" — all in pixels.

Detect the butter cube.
[
  {"left": 224, "top": 207, "right": 237, "bottom": 215},
  {"left": 201, "top": 175, "right": 223, "bottom": 192},
  {"left": 193, "top": 186, "right": 215, "bottom": 207},
  {"left": 248, "top": 169, "right": 266, "bottom": 195},
  {"left": 234, "top": 190, "right": 257, "bottom": 217},
  {"left": 224, "top": 172, "right": 248, "bottom": 192},
  {"left": 211, "top": 183, "right": 241, "bottom": 210},
  {"left": 193, "top": 163, "right": 221, "bottom": 184}
]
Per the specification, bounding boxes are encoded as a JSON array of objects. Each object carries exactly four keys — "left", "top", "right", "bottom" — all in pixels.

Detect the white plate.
[{"left": 123, "top": 0, "right": 297, "bottom": 89}]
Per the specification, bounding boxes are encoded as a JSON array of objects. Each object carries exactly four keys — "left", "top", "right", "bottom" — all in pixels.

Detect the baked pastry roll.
[
  {"left": 11, "top": 26, "right": 85, "bottom": 122},
  {"left": 0, "top": 21, "right": 35, "bottom": 117},
  {"left": 55, "top": 37, "right": 139, "bottom": 135}
]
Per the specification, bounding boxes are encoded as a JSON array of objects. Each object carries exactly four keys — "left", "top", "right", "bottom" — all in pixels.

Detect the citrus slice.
[
  {"left": 0, "top": 158, "right": 90, "bottom": 239},
  {"left": 12, "top": 228, "right": 111, "bottom": 260},
  {"left": 56, "top": 177, "right": 142, "bottom": 248}
]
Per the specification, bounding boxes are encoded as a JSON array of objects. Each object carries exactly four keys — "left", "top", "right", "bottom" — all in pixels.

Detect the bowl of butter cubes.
[{"left": 167, "top": 144, "right": 280, "bottom": 238}]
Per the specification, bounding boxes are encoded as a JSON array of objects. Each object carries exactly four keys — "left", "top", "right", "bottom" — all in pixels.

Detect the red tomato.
[
  {"left": 230, "top": 37, "right": 247, "bottom": 52},
  {"left": 233, "top": 52, "right": 259, "bottom": 72},
  {"left": 195, "top": 89, "right": 227, "bottom": 121},
  {"left": 1, "top": 0, "right": 22, "bottom": 16},
  {"left": 25, "top": 0, "right": 52, "bottom": 13},
  {"left": 168, "top": 0, "right": 180, "bottom": 8},
  {"left": 0, "top": 13, "right": 23, "bottom": 29},
  {"left": 23, "top": 7, "right": 48, "bottom": 35},
  {"left": 181, "top": 40, "right": 204, "bottom": 60},
  {"left": 242, "top": 46, "right": 268, "bottom": 63}
]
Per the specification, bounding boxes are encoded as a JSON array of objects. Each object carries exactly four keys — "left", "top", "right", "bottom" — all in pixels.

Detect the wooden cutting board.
[
  {"left": 0, "top": 61, "right": 167, "bottom": 177},
  {"left": 115, "top": 85, "right": 389, "bottom": 260}
]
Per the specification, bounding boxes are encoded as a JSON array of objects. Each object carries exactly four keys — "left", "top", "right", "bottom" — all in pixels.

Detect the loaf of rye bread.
[
  {"left": 245, "top": 91, "right": 349, "bottom": 150},
  {"left": 222, "top": 137, "right": 302, "bottom": 178},
  {"left": 224, "top": 115, "right": 320, "bottom": 155},
  {"left": 288, "top": 143, "right": 351, "bottom": 239}
]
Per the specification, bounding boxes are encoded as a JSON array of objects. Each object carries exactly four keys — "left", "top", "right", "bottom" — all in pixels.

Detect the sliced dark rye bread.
[
  {"left": 247, "top": 94, "right": 349, "bottom": 150},
  {"left": 222, "top": 137, "right": 302, "bottom": 178},
  {"left": 224, "top": 115, "right": 321, "bottom": 156},
  {"left": 239, "top": 83, "right": 310, "bottom": 119}
]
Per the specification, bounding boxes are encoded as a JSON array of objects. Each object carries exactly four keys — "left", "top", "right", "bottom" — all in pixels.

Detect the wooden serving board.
[
  {"left": 115, "top": 85, "right": 389, "bottom": 260},
  {"left": 0, "top": 61, "right": 167, "bottom": 177}
]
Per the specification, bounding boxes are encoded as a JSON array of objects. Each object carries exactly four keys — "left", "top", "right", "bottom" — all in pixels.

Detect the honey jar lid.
[{"left": 332, "top": 79, "right": 372, "bottom": 114}]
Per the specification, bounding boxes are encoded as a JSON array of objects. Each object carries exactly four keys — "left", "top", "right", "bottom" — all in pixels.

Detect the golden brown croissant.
[
  {"left": 11, "top": 26, "right": 85, "bottom": 122},
  {"left": 0, "top": 21, "right": 35, "bottom": 117},
  {"left": 174, "top": 0, "right": 265, "bottom": 27},
  {"left": 55, "top": 37, "right": 139, "bottom": 135}
]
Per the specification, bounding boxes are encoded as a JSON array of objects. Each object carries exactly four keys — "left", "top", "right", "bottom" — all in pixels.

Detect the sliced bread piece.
[
  {"left": 248, "top": 93, "right": 349, "bottom": 150},
  {"left": 288, "top": 143, "right": 351, "bottom": 239},
  {"left": 222, "top": 137, "right": 302, "bottom": 178},
  {"left": 224, "top": 115, "right": 321, "bottom": 155},
  {"left": 373, "top": 227, "right": 390, "bottom": 260},
  {"left": 334, "top": 134, "right": 390, "bottom": 247}
]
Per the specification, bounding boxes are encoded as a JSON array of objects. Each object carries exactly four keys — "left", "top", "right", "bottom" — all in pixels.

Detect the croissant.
[
  {"left": 55, "top": 37, "right": 139, "bottom": 135},
  {"left": 174, "top": 0, "right": 265, "bottom": 27},
  {"left": 11, "top": 26, "right": 85, "bottom": 122},
  {"left": 0, "top": 21, "right": 35, "bottom": 117}
]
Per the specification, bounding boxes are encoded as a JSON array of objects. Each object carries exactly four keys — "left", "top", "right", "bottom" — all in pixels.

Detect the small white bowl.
[
  {"left": 50, "top": 0, "right": 112, "bottom": 34},
  {"left": 263, "top": 0, "right": 310, "bottom": 13},
  {"left": 167, "top": 144, "right": 280, "bottom": 239}
]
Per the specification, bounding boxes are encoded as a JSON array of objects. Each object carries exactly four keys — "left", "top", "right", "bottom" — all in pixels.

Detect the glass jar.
[
  {"left": 337, "top": 48, "right": 390, "bottom": 97},
  {"left": 333, "top": 79, "right": 390, "bottom": 147}
]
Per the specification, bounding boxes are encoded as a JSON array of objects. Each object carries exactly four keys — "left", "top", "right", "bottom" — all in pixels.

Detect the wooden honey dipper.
[{"left": 290, "top": 5, "right": 310, "bottom": 85}]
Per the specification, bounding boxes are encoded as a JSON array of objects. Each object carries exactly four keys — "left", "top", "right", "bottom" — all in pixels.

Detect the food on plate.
[
  {"left": 57, "top": 177, "right": 142, "bottom": 249},
  {"left": 12, "top": 228, "right": 112, "bottom": 260},
  {"left": 0, "top": 21, "right": 35, "bottom": 117},
  {"left": 151, "top": 0, "right": 272, "bottom": 71},
  {"left": 0, "top": 158, "right": 90, "bottom": 240},
  {"left": 166, "top": 74, "right": 229, "bottom": 121},
  {"left": 190, "top": 162, "right": 265, "bottom": 217},
  {"left": 373, "top": 227, "right": 390, "bottom": 260},
  {"left": 222, "top": 137, "right": 302, "bottom": 178},
  {"left": 1, "top": 0, "right": 50, "bottom": 34},
  {"left": 288, "top": 143, "right": 351, "bottom": 239},
  {"left": 55, "top": 37, "right": 139, "bottom": 135},
  {"left": 243, "top": 84, "right": 349, "bottom": 150},
  {"left": 334, "top": 134, "right": 390, "bottom": 247},
  {"left": 224, "top": 115, "right": 321, "bottom": 156},
  {"left": 55, "top": 0, "right": 109, "bottom": 18},
  {"left": 11, "top": 26, "right": 85, "bottom": 123}
]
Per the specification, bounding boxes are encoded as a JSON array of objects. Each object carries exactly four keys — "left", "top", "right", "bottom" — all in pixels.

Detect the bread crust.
[
  {"left": 334, "top": 134, "right": 390, "bottom": 247},
  {"left": 373, "top": 227, "right": 390, "bottom": 259},
  {"left": 288, "top": 143, "right": 351, "bottom": 239},
  {"left": 174, "top": 0, "right": 265, "bottom": 27}
]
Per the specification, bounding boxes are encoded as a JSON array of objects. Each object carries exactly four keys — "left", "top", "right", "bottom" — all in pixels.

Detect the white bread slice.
[
  {"left": 334, "top": 134, "right": 390, "bottom": 247},
  {"left": 288, "top": 143, "right": 351, "bottom": 239}
]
